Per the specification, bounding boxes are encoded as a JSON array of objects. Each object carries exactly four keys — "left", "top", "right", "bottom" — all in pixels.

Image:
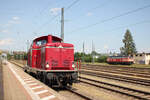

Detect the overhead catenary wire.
[
  {"left": 32, "top": 1, "right": 65, "bottom": 27},
  {"left": 105, "top": 19, "right": 150, "bottom": 32},
  {"left": 89, "top": 0, "right": 112, "bottom": 12},
  {"left": 90, "top": 19, "right": 150, "bottom": 36},
  {"left": 34, "top": 0, "right": 80, "bottom": 33},
  {"left": 34, "top": 1, "right": 57, "bottom": 18},
  {"left": 38, "top": 0, "right": 64, "bottom": 16},
  {"left": 69, "top": 19, "right": 150, "bottom": 35},
  {"left": 70, "top": 4, "right": 150, "bottom": 33},
  {"left": 70, "top": 0, "right": 112, "bottom": 22},
  {"left": 65, "top": 0, "right": 80, "bottom": 10}
]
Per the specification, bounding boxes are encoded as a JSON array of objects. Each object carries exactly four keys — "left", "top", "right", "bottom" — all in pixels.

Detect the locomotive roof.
[{"left": 33, "top": 35, "right": 62, "bottom": 42}]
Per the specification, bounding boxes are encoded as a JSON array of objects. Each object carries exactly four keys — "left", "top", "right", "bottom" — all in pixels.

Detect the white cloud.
[
  {"left": 9, "top": 16, "right": 21, "bottom": 24},
  {"left": 87, "top": 12, "right": 93, "bottom": 16},
  {"left": 50, "top": 8, "right": 61, "bottom": 15},
  {"left": 0, "top": 38, "right": 13, "bottom": 46},
  {"left": 138, "top": 48, "right": 150, "bottom": 53},
  {"left": 104, "top": 45, "right": 109, "bottom": 49},
  {"left": 3, "top": 16, "right": 21, "bottom": 27},
  {"left": 0, "top": 16, "right": 20, "bottom": 34},
  {"left": 9, "top": 20, "right": 20, "bottom": 24},
  {"left": 0, "top": 30, "right": 9, "bottom": 33},
  {"left": 12, "top": 16, "right": 20, "bottom": 20}
]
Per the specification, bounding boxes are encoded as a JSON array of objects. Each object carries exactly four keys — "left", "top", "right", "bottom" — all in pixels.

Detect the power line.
[
  {"left": 70, "top": 4, "right": 150, "bottom": 33},
  {"left": 91, "top": 19, "right": 150, "bottom": 35},
  {"left": 88, "top": 0, "right": 112, "bottom": 12},
  {"left": 38, "top": 1, "right": 64, "bottom": 16},
  {"left": 34, "top": 0, "right": 80, "bottom": 33},
  {"left": 65, "top": 0, "right": 80, "bottom": 10},
  {"left": 32, "top": 1, "right": 60, "bottom": 26},
  {"left": 70, "top": 0, "right": 112, "bottom": 22},
  {"left": 106, "top": 19, "right": 150, "bottom": 32},
  {"left": 36, "top": 1, "right": 54, "bottom": 17}
]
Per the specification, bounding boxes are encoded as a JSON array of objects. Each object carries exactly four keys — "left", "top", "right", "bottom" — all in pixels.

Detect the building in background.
[{"left": 133, "top": 53, "right": 150, "bottom": 65}]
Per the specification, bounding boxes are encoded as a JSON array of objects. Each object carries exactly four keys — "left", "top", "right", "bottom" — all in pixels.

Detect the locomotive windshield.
[
  {"left": 52, "top": 36, "right": 61, "bottom": 43},
  {"left": 36, "top": 39, "right": 47, "bottom": 46}
]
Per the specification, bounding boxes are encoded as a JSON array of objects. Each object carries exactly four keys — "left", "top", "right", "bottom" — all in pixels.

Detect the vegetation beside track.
[{"left": 83, "top": 62, "right": 150, "bottom": 68}]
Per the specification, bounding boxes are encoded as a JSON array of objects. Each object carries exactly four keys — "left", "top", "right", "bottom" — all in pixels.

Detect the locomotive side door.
[
  {"left": 30, "top": 49, "right": 32, "bottom": 67},
  {"left": 41, "top": 47, "right": 45, "bottom": 69}
]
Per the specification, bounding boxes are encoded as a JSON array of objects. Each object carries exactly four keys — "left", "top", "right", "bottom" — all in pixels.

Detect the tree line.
[
  {"left": 74, "top": 52, "right": 108, "bottom": 63},
  {"left": 7, "top": 53, "right": 27, "bottom": 60},
  {"left": 6, "top": 29, "right": 137, "bottom": 63},
  {"left": 7, "top": 52, "right": 108, "bottom": 63}
]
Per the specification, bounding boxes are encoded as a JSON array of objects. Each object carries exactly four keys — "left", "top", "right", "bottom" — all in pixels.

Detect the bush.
[
  {"left": 97, "top": 56, "right": 107, "bottom": 63},
  {"left": 84, "top": 55, "right": 92, "bottom": 62},
  {"left": 7, "top": 54, "right": 12, "bottom": 60}
]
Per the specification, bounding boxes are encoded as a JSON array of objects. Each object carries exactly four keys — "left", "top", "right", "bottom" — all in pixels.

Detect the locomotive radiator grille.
[
  {"left": 63, "top": 60, "right": 70, "bottom": 67},
  {"left": 51, "top": 60, "right": 58, "bottom": 67},
  {"left": 51, "top": 60, "right": 70, "bottom": 70}
]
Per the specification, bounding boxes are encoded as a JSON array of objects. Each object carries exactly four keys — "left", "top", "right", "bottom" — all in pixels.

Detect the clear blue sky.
[{"left": 0, "top": 0, "right": 150, "bottom": 53}]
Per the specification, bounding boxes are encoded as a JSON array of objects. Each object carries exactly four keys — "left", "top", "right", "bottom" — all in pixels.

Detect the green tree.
[
  {"left": 84, "top": 54, "right": 92, "bottom": 62},
  {"left": 7, "top": 53, "right": 12, "bottom": 60},
  {"left": 120, "top": 29, "right": 137, "bottom": 56},
  {"left": 74, "top": 52, "right": 82, "bottom": 61},
  {"left": 23, "top": 53, "right": 27, "bottom": 60},
  {"left": 97, "top": 55, "right": 107, "bottom": 63}
]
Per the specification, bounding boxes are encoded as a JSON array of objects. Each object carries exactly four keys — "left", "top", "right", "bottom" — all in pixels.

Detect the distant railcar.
[
  {"left": 25, "top": 35, "right": 78, "bottom": 87},
  {"left": 107, "top": 56, "right": 134, "bottom": 65}
]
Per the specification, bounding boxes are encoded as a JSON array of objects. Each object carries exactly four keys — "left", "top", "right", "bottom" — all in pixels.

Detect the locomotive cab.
[{"left": 26, "top": 35, "right": 78, "bottom": 87}]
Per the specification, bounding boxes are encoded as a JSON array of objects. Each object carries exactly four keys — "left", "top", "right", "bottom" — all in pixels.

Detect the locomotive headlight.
[
  {"left": 72, "top": 64, "right": 75, "bottom": 68},
  {"left": 72, "top": 62, "right": 75, "bottom": 68},
  {"left": 46, "top": 63, "right": 49, "bottom": 68}
]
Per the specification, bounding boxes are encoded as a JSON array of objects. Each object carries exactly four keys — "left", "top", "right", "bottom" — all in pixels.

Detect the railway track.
[
  {"left": 81, "top": 67, "right": 150, "bottom": 79},
  {"left": 11, "top": 61, "right": 150, "bottom": 100},
  {"left": 81, "top": 70, "right": 150, "bottom": 86},
  {"left": 0, "top": 59, "right": 3, "bottom": 100},
  {"left": 65, "top": 86, "right": 93, "bottom": 100},
  {"left": 80, "top": 76, "right": 150, "bottom": 100},
  {"left": 83, "top": 64, "right": 150, "bottom": 71},
  {"left": 82, "top": 64, "right": 150, "bottom": 73},
  {"left": 10, "top": 61, "right": 94, "bottom": 100}
]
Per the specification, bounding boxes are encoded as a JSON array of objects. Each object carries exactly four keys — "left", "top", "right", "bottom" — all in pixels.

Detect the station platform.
[
  {"left": 0, "top": 60, "right": 4, "bottom": 100},
  {"left": 1, "top": 60, "right": 67, "bottom": 100}
]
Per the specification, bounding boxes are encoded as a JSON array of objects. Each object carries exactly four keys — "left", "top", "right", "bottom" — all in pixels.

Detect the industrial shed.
[{"left": 133, "top": 53, "right": 150, "bottom": 65}]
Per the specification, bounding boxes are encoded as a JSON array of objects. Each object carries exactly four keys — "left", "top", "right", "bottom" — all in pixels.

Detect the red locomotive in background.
[
  {"left": 107, "top": 56, "right": 134, "bottom": 65},
  {"left": 24, "top": 35, "right": 78, "bottom": 87}
]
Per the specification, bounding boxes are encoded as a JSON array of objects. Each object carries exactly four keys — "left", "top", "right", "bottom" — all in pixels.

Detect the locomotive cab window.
[
  {"left": 36, "top": 39, "right": 47, "bottom": 46},
  {"left": 36, "top": 40, "right": 42, "bottom": 46},
  {"left": 41, "top": 40, "right": 47, "bottom": 45},
  {"left": 52, "top": 37, "right": 61, "bottom": 43}
]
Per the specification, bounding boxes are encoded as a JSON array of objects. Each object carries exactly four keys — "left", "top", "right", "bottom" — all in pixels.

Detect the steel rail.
[{"left": 80, "top": 76, "right": 150, "bottom": 100}]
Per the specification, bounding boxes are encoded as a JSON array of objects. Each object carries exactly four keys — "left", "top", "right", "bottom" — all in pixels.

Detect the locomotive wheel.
[
  {"left": 62, "top": 82, "right": 67, "bottom": 87},
  {"left": 24, "top": 69, "right": 27, "bottom": 73},
  {"left": 68, "top": 82, "right": 72, "bottom": 86},
  {"left": 43, "top": 73, "right": 49, "bottom": 85},
  {"left": 49, "top": 80, "right": 52, "bottom": 87},
  {"left": 36, "top": 72, "right": 41, "bottom": 80}
]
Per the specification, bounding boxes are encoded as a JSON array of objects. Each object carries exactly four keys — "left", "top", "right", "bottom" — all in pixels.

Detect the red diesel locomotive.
[
  {"left": 107, "top": 56, "right": 134, "bottom": 65},
  {"left": 25, "top": 35, "right": 78, "bottom": 87}
]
